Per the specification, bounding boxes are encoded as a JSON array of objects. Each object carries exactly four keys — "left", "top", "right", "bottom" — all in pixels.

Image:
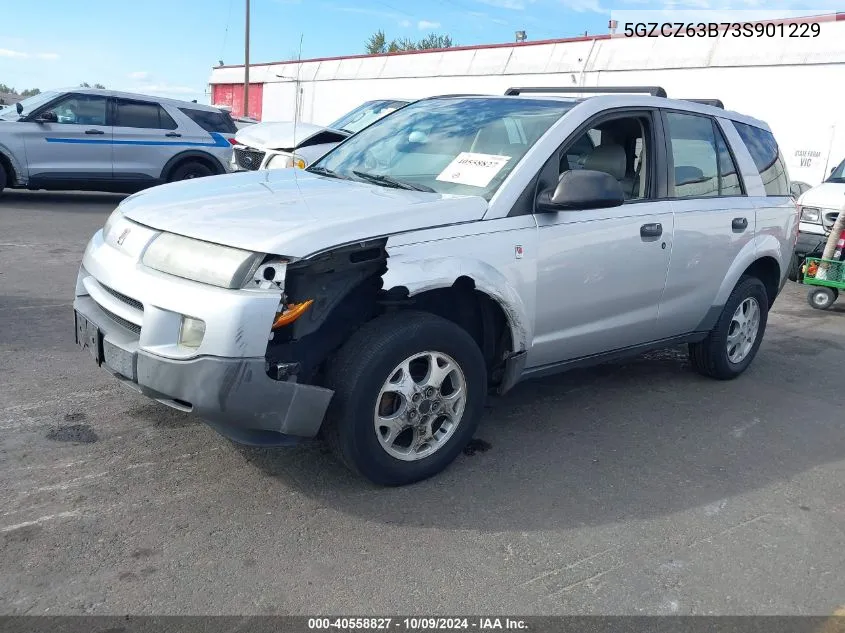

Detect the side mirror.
[
  {"left": 15, "top": 102, "right": 23, "bottom": 115},
  {"left": 35, "top": 111, "right": 58, "bottom": 124},
  {"left": 790, "top": 182, "right": 803, "bottom": 198},
  {"left": 536, "top": 169, "right": 625, "bottom": 213}
]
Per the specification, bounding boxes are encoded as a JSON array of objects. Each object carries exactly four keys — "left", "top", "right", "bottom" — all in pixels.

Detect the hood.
[
  {"left": 234, "top": 121, "right": 347, "bottom": 151},
  {"left": 798, "top": 181, "right": 845, "bottom": 210},
  {"left": 119, "top": 169, "right": 488, "bottom": 257}
]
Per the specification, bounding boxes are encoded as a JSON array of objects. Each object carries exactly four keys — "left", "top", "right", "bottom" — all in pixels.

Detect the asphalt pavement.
[{"left": 1, "top": 190, "right": 844, "bottom": 616}]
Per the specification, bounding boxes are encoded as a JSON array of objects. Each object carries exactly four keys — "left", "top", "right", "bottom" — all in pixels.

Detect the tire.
[
  {"left": 787, "top": 253, "right": 803, "bottom": 282},
  {"left": 807, "top": 287, "right": 837, "bottom": 310},
  {"left": 323, "top": 310, "right": 487, "bottom": 486},
  {"left": 168, "top": 161, "right": 214, "bottom": 182},
  {"left": 0, "top": 164, "right": 6, "bottom": 196},
  {"left": 689, "top": 275, "right": 769, "bottom": 380}
]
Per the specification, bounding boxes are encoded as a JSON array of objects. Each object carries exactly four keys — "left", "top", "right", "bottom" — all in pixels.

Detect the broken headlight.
[
  {"left": 142, "top": 232, "right": 262, "bottom": 289},
  {"left": 267, "top": 152, "right": 307, "bottom": 170}
]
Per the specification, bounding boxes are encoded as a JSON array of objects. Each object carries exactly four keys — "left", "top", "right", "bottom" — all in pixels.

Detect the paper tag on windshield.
[{"left": 436, "top": 153, "right": 511, "bottom": 188}]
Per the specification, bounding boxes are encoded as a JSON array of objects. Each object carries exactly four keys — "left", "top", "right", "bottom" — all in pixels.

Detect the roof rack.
[
  {"left": 504, "top": 87, "right": 725, "bottom": 109},
  {"left": 505, "top": 86, "right": 668, "bottom": 97},
  {"left": 682, "top": 99, "right": 725, "bottom": 109}
]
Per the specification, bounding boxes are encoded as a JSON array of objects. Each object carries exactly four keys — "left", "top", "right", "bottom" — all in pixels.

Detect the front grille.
[
  {"left": 99, "top": 305, "right": 141, "bottom": 335},
  {"left": 100, "top": 283, "right": 143, "bottom": 312},
  {"left": 234, "top": 147, "right": 266, "bottom": 171}
]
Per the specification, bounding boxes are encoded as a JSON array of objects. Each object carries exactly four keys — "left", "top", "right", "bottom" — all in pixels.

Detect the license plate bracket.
[{"left": 75, "top": 311, "right": 104, "bottom": 366}]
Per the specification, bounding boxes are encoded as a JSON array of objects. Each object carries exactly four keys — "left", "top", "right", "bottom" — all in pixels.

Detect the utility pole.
[{"left": 243, "top": 0, "right": 250, "bottom": 118}]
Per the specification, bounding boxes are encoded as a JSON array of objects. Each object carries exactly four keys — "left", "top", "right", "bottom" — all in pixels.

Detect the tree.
[
  {"left": 20, "top": 88, "right": 40, "bottom": 97},
  {"left": 0, "top": 83, "right": 14, "bottom": 94},
  {"left": 366, "top": 30, "right": 387, "bottom": 55},
  {"left": 79, "top": 82, "right": 106, "bottom": 89},
  {"left": 365, "top": 31, "right": 454, "bottom": 54}
]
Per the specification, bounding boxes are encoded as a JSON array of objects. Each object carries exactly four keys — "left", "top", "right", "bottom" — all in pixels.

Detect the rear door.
[
  {"left": 22, "top": 92, "right": 112, "bottom": 186},
  {"left": 110, "top": 98, "right": 184, "bottom": 186},
  {"left": 656, "top": 110, "right": 756, "bottom": 336}
]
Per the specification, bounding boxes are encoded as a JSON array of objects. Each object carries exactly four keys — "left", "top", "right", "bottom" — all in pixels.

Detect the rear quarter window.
[
  {"left": 178, "top": 108, "right": 237, "bottom": 134},
  {"left": 733, "top": 121, "right": 789, "bottom": 196}
]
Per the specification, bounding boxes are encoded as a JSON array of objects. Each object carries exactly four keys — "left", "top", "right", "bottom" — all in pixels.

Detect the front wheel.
[
  {"left": 689, "top": 276, "right": 769, "bottom": 380},
  {"left": 807, "top": 286, "right": 837, "bottom": 310},
  {"left": 324, "top": 311, "right": 487, "bottom": 486},
  {"left": 168, "top": 161, "right": 214, "bottom": 182}
]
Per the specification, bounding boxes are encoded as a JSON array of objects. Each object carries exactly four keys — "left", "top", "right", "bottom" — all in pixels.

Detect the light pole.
[{"left": 244, "top": 0, "right": 250, "bottom": 118}]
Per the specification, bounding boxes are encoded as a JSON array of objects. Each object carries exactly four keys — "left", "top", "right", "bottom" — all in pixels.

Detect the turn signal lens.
[{"left": 271, "top": 300, "right": 314, "bottom": 330}]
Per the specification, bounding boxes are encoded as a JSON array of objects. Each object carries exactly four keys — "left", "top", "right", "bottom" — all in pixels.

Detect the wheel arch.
[
  {"left": 714, "top": 237, "right": 785, "bottom": 309},
  {"left": 381, "top": 256, "right": 531, "bottom": 358},
  {"left": 160, "top": 150, "right": 226, "bottom": 181},
  {"left": 0, "top": 146, "right": 21, "bottom": 186}
]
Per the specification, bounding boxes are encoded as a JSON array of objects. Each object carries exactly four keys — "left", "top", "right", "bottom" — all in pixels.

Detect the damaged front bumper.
[{"left": 73, "top": 285, "right": 334, "bottom": 447}]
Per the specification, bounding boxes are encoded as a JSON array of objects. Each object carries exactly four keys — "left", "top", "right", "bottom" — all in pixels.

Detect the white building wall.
[{"left": 211, "top": 18, "right": 845, "bottom": 184}]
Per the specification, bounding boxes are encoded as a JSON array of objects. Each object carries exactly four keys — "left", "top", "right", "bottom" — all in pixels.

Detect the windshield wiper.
[
  {"left": 351, "top": 170, "right": 435, "bottom": 192},
  {"left": 306, "top": 166, "right": 349, "bottom": 180}
]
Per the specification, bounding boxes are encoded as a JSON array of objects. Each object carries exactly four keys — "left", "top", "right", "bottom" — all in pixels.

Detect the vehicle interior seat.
[{"left": 583, "top": 143, "right": 636, "bottom": 199}]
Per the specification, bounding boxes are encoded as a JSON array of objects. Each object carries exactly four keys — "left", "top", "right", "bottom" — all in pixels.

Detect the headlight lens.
[
  {"left": 267, "top": 152, "right": 307, "bottom": 170},
  {"left": 142, "top": 232, "right": 261, "bottom": 288},
  {"left": 800, "top": 206, "right": 821, "bottom": 224}
]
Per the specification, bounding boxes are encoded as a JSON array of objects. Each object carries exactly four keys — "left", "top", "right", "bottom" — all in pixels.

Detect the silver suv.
[
  {"left": 0, "top": 89, "right": 237, "bottom": 195},
  {"left": 73, "top": 87, "right": 798, "bottom": 486}
]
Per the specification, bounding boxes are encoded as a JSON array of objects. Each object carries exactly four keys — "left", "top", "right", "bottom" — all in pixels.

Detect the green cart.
[{"left": 802, "top": 257, "right": 845, "bottom": 310}]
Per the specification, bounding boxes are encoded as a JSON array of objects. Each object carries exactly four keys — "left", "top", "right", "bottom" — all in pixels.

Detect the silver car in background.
[
  {"left": 0, "top": 89, "right": 238, "bottom": 195},
  {"left": 230, "top": 98, "right": 409, "bottom": 171}
]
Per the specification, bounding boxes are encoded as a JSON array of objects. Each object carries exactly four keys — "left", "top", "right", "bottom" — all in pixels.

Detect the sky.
[{"left": 1, "top": 0, "right": 839, "bottom": 104}]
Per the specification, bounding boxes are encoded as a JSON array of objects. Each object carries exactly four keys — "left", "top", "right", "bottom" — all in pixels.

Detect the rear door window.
[
  {"left": 114, "top": 99, "right": 177, "bottom": 130},
  {"left": 665, "top": 112, "right": 745, "bottom": 198},
  {"left": 179, "top": 108, "right": 238, "bottom": 134},
  {"left": 733, "top": 121, "right": 790, "bottom": 196}
]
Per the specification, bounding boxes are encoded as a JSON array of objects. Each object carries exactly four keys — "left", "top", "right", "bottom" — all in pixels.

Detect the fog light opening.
[{"left": 178, "top": 316, "right": 206, "bottom": 350}]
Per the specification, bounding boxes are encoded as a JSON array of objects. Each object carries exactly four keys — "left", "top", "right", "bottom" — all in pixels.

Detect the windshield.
[
  {"left": 0, "top": 91, "right": 59, "bottom": 120},
  {"left": 827, "top": 158, "right": 845, "bottom": 183},
  {"left": 311, "top": 97, "right": 573, "bottom": 199},
  {"left": 328, "top": 99, "right": 409, "bottom": 134}
]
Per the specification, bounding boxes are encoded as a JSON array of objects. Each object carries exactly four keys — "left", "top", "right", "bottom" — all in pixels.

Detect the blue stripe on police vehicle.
[{"left": 44, "top": 132, "right": 231, "bottom": 148}]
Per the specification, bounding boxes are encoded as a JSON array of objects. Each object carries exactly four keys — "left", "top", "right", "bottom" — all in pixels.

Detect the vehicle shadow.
[
  {"left": 237, "top": 342, "right": 845, "bottom": 532},
  {"left": 0, "top": 190, "right": 126, "bottom": 208}
]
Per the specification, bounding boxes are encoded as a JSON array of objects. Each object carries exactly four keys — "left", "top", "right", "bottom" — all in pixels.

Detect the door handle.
[
  {"left": 165, "top": 132, "right": 182, "bottom": 137},
  {"left": 84, "top": 129, "right": 104, "bottom": 135},
  {"left": 732, "top": 217, "right": 749, "bottom": 231},
  {"left": 640, "top": 223, "right": 663, "bottom": 238}
]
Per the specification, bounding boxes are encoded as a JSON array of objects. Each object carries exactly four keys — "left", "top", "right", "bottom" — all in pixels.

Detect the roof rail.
[
  {"left": 682, "top": 99, "right": 725, "bottom": 109},
  {"left": 505, "top": 86, "right": 668, "bottom": 97}
]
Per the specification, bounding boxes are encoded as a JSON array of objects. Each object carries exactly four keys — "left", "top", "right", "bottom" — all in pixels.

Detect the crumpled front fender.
[{"left": 381, "top": 254, "right": 532, "bottom": 354}]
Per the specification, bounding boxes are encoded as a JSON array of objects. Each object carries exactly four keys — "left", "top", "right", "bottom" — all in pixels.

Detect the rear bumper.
[{"left": 74, "top": 294, "right": 334, "bottom": 446}]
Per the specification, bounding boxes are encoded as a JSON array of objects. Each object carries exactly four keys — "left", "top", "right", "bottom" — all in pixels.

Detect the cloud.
[
  {"left": 128, "top": 71, "right": 150, "bottom": 80},
  {"left": 0, "top": 48, "right": 59, "bottom": 60},
  {"left": 418, "top": 19, "right": 442, "bottom": 29},
  {"left": 399, "top": 19, "right": 411, "bottom": 27},
  {"left": 474, "top": 0, "right": 535, "bottom": 9},
  {"left": 337, "top": 6, "right": 400, "bottom": 19}
]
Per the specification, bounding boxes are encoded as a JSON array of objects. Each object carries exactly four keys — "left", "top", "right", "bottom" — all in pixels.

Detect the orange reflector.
[{"left": 271, "top": 300, "right": 314, "bottom": 330}]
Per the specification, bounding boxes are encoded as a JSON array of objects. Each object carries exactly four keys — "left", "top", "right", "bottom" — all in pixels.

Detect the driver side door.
[
  {"left": 22, "top": 92, "right": 113, "bottom": 188},
  {"left": 527, "top": 108, "right": 676, "bottom": 369}
]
